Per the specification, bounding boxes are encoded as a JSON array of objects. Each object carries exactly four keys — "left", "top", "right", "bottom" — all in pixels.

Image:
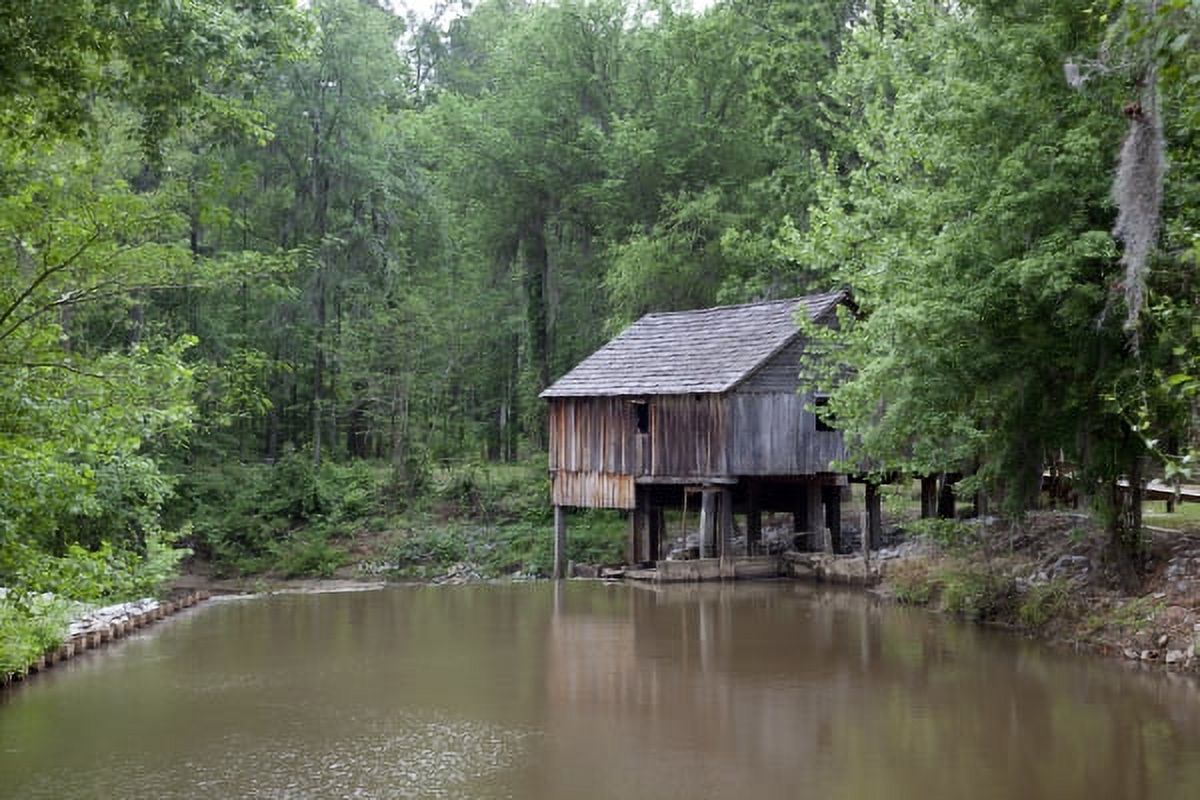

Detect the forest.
[{"left": 1, "top": 0, "right": 1198, "bottom": 669}]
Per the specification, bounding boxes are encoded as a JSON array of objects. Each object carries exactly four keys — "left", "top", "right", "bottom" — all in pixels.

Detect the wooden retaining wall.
[{"left": 1, "top": 590, "right": 212, "bottom": 690}]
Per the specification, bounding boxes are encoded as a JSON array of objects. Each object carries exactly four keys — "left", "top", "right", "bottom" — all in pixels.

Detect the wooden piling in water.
[
  {"left": 3, "top": 591, "right": 214, "bottom": 689},
  {"left": 553, "top": 505, "right": 568, "bottom": 580}
]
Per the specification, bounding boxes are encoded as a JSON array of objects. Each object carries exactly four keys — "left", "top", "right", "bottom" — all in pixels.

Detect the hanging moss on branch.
[{"left": 1111, "top": 12, "right": 1166, "bottom": 350}]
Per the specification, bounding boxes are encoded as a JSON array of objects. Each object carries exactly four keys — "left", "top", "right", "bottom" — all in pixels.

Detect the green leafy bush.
[
  {"left": 2, "top": 532, "right": 188, "bottom": 603},
  {"left": 0, "top": 594, "right": 71, "bottom": 678},
  {"left": 1017, "top": 580, "right": 1071, "bottom": 629},
  {"left": 432, "top": 459, "right": 551, "bottom": 524},
  {"left": 173, "top": 453, "right": 386, "bottom": 574},
  {"left": 937, "top": 566, "right": 1013, "bottom": 621},
  {"left": 274, "top": 532, "right": 347, "bottom": 578},
  {"left": 392, "top": 527, "right": 470, "bottom": 569}
]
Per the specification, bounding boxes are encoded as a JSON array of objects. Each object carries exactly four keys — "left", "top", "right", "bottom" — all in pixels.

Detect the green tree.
[{"left": 797, "top": 0, "right": 1198, "bottom": 568}]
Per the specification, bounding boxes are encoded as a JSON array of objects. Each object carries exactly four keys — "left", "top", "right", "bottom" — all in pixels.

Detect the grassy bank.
[
  {"left": 878, "top": 513, "right": 1200, "bottom": 671},
  {"left": 170, "top": 454, "right": 625, "bottom": 582}
]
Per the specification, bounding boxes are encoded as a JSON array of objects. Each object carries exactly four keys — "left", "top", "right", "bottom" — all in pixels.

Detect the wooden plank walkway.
[
  {"left": 1124, "top": 479, "right": 1200, "bottom": 503},
  {"left": 1043, "top": 474, "right": 1200, "bottom": 504}
]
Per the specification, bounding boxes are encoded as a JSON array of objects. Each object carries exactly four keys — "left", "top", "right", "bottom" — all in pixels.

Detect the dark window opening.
[
  {"left": 814, "top": 394, "right": 836, "bottom": 432},
  {"left": 633, "top": 401, "right": 650, "bottom": 434}
]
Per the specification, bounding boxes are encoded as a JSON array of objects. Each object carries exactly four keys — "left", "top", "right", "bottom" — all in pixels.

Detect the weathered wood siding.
[
  {"left": 737, "top": 336, "right": 806, "bottom": 393},
  {"left": 649, "top": 394, "right": 728, "bottom": 477},
  {"left": 548, "top": 398, "right": 639, "bottom": 473},
  {"left": 548, "top": 397, "right": 639, "bottom": 508},
  {"left": 727, "top": 392, "right": 845, "bottom": 475},
  {"left": 552, "top": 470, "right": 635, "bottom": 509},
  {"left": 548, "top": 389, "right": 840, "bottom": 505}
]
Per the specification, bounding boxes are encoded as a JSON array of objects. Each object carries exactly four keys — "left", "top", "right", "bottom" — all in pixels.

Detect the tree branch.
[
  {"left": 0, "top": 229, "right": 104, "bottom": 333},
  {"left": 0, "top": 361, "right": 113, "bottom": 380}
]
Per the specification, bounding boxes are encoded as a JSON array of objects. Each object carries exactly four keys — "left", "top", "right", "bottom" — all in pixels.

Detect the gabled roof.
[{"left": 541, "top": 289, "right": 850, "bottom": 398}]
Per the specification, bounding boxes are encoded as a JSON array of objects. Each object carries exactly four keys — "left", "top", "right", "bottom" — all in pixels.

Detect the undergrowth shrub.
[
  {"left": 907, "top": 518, "right": 974, "bottom": 548},
  {"left": 937, "top": 565, "right": 1014, "bottom": 621},
  {"left": 173, "top": 451, "right": 385, "bottom": 574},
  {"left": 1017, "top": 580, "right": 1072, "bottom": 628},
  {"left": 274, "top": 532, "right": 347, "bottom": 578},
  {"left": 0, "top": 594, "right": 72, "bottom": 678},
  {"left": 888, "top": 560, "right": 939, "bottom": 605},
  {"left": 433, "top": 459, "right": 551, "bottom": 523},
  {"left": 386, "top": 508, "right": 625, "bottom": 579},
  {"left": 2, "top": 533, "right": 187, "bottom": 602}
]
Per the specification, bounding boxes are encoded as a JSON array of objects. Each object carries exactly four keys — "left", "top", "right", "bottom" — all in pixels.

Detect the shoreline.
[
  {"left": 7, "top": 510, "right": 1198, "bottom": 691},
  {"left": 1, "top": 590, "right": 212, "bottom": 691}
]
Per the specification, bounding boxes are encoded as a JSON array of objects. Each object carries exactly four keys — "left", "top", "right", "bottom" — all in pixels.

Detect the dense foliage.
[{"left": 1, "top": 0, "right": 1197, "bottom": 670}]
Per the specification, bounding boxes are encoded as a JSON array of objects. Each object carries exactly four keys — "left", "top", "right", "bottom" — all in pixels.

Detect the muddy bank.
[
  {"left": 862, "top": 511, "right": 1200, "bottom": 674},
  {"left": 170, "top": 573, "right": 387, "bottom": 596}
]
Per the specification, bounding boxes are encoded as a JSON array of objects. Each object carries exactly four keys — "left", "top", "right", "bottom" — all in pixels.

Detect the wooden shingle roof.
[{"left": 541, "top": 289, "right": 849, "bottom": 398}]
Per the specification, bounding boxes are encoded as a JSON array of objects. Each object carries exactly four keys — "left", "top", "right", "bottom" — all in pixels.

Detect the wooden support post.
[
  {"left": 629, "top": 489, "right": 648, "bottom": 565},
  {"left": 746, "top": 482, "right": 762, "bottom": 556},
  {"left": 699, "top": 489, "right": 717, "bottom": 558},
  {"left": 937, "top": 473, "right": 957, "bottom": 519},
  {"left": 553, "top": 505, "right": 568, "bottom": 580},
  {"left": 807, "top": 482, "right": 824, "bottom": 551},
  {"left": 649, "top": 504, "right": 664, "bottom": 563},
  {"left": 719, "top": 487, "right": 734, "bottom": 559},
  {"left": 975, "top": 489, "right": 989, "bottom": 519},
  {"left": 865, "top": 482, "right": 883, "bottom": 551},
  {"left": 822, "top": 485, "right": 842, "bottom": 554},
  {"left": 920, "top": 476, "right": 938, "bottom": 519},
  {"left": 792, "top": 488, "right": 807, "bottom": 544}
]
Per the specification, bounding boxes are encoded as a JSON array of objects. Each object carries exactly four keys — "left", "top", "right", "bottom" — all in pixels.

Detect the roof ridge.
[
  {"left": 640, "top": 294, "right": 824, "bottom": 320},
  {"left": 541, "top": 289, "right": 851, "bottom": 398}
]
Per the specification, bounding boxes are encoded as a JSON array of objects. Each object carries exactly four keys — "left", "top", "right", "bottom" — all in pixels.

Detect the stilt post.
[
  {"left": 553, "top": 505, "right": 568, "bottom": 580},
  {"left": 822, "top": 485, "right": 842, "bottom": 554},
  {"left": 746, "top": 481, "right": 762, "bottom": 556},
  {"left": 865, "top": 482, "right": 883, "bottom": 550},
  {"left": 629, "top": 489, "right": 648, "bottom": 565},
  {"left": 937, "top": 473, "right": 957, "bottom": 519},
  {"left": 807, "top": 482, "right": 824, "bottom": 551},
  {"left": 649, "top": 504, "right": 664, "bottom": 563},
  {"left": 920, "top": 476, "right": 938, "bottom": 519},
  {"left": 719, "top": 487, "right": 734, "bottom": 559},
  {"left": 699, "top": 489, "right": 717, "bottom": 558}
]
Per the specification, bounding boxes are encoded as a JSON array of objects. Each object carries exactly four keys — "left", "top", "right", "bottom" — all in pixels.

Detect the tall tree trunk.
[
  {"left": 312, "top": 268, "right": 326, "bottom": 468},
  {"left": 1107, "top": 450, "right": 1145, "bottom": 588},
  {"left": 521, "top": 215, "right": 550, "bottom": 451}
]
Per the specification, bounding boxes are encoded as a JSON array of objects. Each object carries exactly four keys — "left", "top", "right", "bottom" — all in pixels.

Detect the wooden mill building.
[{"left": 542, "top": 289, "right": 860, "bottom": 579}]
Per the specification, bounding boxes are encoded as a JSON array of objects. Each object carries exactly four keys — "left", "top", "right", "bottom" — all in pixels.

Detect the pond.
[{"left": 2, "top": 581, "right": 1199, "bottom": 799}]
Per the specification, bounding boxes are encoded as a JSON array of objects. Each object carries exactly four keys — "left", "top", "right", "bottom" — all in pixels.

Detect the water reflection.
[
  {"left": 540, "top": 582, "right": 1200, "bottom": 800},
  {"left": 1, "top": 582, "right": 1198, "bottom": 800}
]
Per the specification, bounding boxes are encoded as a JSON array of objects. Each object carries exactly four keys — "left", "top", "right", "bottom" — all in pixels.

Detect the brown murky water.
[{"left": 2, "top": 581, "right": 1199, "bottom": 799}]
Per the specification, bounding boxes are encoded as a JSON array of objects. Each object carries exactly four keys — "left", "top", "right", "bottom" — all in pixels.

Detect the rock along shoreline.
[{"left": 1, "top": 590, "right": 212, "bottom": 690}]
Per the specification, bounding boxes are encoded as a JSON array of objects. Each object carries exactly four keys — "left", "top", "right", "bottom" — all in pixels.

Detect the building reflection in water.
[{"left": 541, "top": 581, "right": 1200, "bottom": 800}]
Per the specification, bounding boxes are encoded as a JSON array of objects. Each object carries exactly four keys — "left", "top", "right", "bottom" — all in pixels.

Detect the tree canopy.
[{"left": 1, "top": 0, "right": 1197, "bottom": 591}]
